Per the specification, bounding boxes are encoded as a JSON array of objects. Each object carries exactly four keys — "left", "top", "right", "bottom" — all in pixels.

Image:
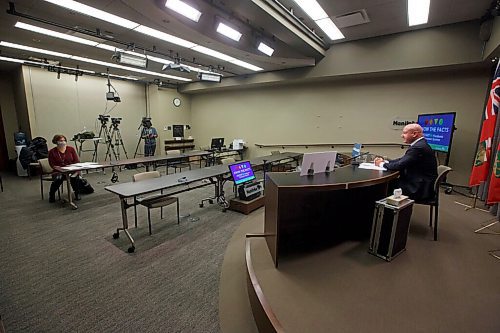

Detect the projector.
[{"left": 162, "top": 63, "right": 191, "bottom": 73}]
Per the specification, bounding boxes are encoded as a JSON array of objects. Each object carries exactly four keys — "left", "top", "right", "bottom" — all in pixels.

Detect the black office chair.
[
  {"left": 133, "top": 171, "right": 180, "bottom": 235},
  {"left": 415, "top": 165, "right": 452, "bottom": 241}
]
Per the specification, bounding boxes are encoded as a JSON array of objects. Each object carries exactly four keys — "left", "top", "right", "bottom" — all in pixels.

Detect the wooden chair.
[
  {"left": 38, "top": 158, "right": 60, "bottom": 200},
  {"left": 415, "top": 165, "right": 452, "bottom": 241},
  {"left": 166, "top": 149, "right": 191, "bottom": 174},
  {"left": 133, "top": 171, "right": 179, "bottom": 235}
]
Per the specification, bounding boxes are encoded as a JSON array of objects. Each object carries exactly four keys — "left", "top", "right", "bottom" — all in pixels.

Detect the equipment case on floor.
[{"left": 369, "top": 198, "right": 414, "bottom": 261}]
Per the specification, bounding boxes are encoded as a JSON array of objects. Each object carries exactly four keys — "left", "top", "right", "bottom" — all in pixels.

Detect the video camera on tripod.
[{"left": 98, "top": 114, "right": 110, "bottom": 123}]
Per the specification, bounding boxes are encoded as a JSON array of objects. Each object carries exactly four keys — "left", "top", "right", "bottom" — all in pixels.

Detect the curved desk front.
[{"left": 264, "top": 166, "right": 399, "bottom": 267}]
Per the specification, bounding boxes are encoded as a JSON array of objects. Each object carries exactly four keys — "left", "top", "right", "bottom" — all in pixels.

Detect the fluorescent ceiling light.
[
  {"left": 133, "top": 25, "right": 197, "bottom": 48},
  {"left": 165, "top": 0, "right": 202, "bottom": 22},
  {"left": 292, "top": 0, "right": 328, "bottom": 20},
  {"left": 0, "top": 55, "right": 95, "bottom": 74},
  {"left": 291, "top": 0, "right": 344, "bottom": 40},
  {"left": 315, "top": 18, "right": 344, "bottom": 40},
  {"left": 228, "top": 59, "right": 263, "bottom": 72},
  {"left": 0, "top": 41, "right": 191, "bottom": 81},
  {"left": 408, "top": 0, "right": 430, "bottom": 26},
  {"left": 0, "top": 56, "right": 26, "bottom": 64},
  {"left": 42, "top": 0, "right": 140, "bottom": 29},
  {"left": 257, "top": 42, "right": 274, "bottom": 56},
  {"left": 216, "top": 22, "right": 242, "bottom": 42},
  {"left": 42, "top": 0, "right": 262, "bottom": 71},
  {"left": 100, "top": 73, "right": 138, "bottom": 81},
  {"left": 15, "top": 22, "right": 99, "bottom": 46}
]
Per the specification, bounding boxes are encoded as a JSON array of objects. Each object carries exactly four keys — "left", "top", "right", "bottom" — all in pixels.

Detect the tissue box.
[{"left": 386, "top": 194, "right": 409, "bottom": 207}]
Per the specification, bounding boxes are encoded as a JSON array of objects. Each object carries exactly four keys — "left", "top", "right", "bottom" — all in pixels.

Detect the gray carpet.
[{"left": 0, "top": 167, "right": 246, "bottom": 332}]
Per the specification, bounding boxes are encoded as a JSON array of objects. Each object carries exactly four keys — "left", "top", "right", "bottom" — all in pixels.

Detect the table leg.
[
  {"left": 66, "top": 174, "right": 77, "bottom": 210},
  {"left": 113, "top": 197, "right": 135, "bottom": 253}
]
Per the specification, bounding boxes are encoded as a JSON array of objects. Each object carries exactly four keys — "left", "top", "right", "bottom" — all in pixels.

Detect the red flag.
[
  {"left": 469, "top": 62, "right": 500, "bottom": 186},
  {"left": 487, "top": 143, "right": 500, "bottom": 204}
]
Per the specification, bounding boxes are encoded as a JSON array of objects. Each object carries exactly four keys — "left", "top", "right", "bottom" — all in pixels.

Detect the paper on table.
[{"left": 359, "top": 162, "right": 386, "bottom": 171}]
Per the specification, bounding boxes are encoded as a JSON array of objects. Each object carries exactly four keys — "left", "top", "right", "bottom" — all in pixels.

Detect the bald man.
[{"left": 374, "top": 124, "right": 437, "bottom": 201}]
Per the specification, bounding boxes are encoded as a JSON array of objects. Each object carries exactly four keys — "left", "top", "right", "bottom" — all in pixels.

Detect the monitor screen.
[
  {"left": 211, "top": 137, "right": 224, "bottom": 149},
  {"left": 173, "top": 125, "right": 184, "bottom": 138},
  {"left": 417, "top": 112, "right": 456, "bottom": 153},
  {"left": 228, "top": 161, "right": 256, "bottom": 185},
  {"left": 300, "top": 151, "right": 337, "bottom": 176}
]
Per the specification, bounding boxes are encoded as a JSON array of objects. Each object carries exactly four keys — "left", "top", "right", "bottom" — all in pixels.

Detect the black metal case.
[{"left": 369, "top": 198, "right": 414, "bottom": 261}]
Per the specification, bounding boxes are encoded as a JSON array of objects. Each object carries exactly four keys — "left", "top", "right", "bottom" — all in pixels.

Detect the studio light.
[
  {"left": 162, "top": 63, "right": 191, "bottom": 73},
  {"left": 113, "top": 51, "right": 148, "bottom": 68},
  {"left": 198, "top": 72, "right": 222, "bottom": 83},
  {"left": 165, "top": 0, "right": 202, "bottom": 22}
]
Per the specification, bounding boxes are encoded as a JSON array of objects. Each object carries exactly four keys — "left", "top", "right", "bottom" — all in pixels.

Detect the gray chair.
[
  {"left": 38, "top": 158, "right": 61, "bottom": 200},
  {"left": 133, "top": 171, "right": 179, "bottom": 235},
  {"left": 415, "top": 165, "right": 452, "bottom": 241},
  {"left": 166, "top": 149, "right": 191, "bottom": 174}
]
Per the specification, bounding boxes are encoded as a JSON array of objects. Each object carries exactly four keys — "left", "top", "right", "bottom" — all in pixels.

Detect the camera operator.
[{"left": 142, "top": 119, "right": 158, "bottom": 156}]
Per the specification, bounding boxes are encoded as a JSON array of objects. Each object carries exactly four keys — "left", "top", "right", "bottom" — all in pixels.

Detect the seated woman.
[{"left": 47, "top": 134, "right": 80, "bottom": 202}]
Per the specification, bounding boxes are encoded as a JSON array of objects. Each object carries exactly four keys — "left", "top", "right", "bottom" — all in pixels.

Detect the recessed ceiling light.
[
  {"left": 315, "top": 18, "right": 344, "bottom": 40},
  {"left": 165, "top": 0, "right": 202, "bottom": 22},
  {"left": 216, "top": 22, "right": 242, "bottom": 42},
  {"left": 257, "top": 42, "right": 274, "bottom": 56},
  {"left": 291, "top": 0, "right": 344, "bottom": 40},
  {"left": 408, "top": 0, "right": 430, "bottom": 26},
  {"left": 15, "top": 22, "right": 99, "bottom": 46}
]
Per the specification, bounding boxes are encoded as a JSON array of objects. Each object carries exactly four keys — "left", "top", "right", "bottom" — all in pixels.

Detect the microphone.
[{"left": 345, "top": 152, "right": 370, "bottom": 166}]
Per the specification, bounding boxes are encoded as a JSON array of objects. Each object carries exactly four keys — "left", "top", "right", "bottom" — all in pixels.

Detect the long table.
[
  {"left": 105, "top": 152, "right": 302, "bottom": 253},
  {"left": 53, "top": 150, "right": 212, "bottom": 209}
]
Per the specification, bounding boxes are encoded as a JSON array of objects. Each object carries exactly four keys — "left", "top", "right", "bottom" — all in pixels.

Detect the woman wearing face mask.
[{"left": 48, "top": 134, "right": 80, "bottom": 203}]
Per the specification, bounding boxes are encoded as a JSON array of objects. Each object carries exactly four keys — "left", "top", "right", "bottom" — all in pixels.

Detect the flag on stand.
[
  {"left": 469, "top": 62, "right": 500, "bottom": 187},
  {"left": 487, "top": 143, "right": 500, "bottom": 204}
]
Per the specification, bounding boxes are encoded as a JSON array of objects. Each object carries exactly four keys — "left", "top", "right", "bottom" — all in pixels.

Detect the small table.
[{"left": 71, "top": 137, "right": 102, "bottom": 161}]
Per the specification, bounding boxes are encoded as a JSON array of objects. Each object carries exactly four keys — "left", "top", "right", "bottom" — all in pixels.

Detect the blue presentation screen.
[
  {"left": 417, "top": 112, "right": 456, "bottom": 153},
  {"left": 229, "top": 161, "right": 256, "bottom": 185}
]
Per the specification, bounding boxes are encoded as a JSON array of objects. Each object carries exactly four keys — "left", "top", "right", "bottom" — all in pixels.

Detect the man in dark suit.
[{"left": 374, "top": 124, "right": 437, "bottom": 201}]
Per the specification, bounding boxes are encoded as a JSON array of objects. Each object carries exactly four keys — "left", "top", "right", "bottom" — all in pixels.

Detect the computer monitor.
[
  {"left": 300, "top": 151, "right": 338, "bottom": 176},
  {"left": 211, "top": 137, "right": 224, "bottom": 150},
  {"left": 228, "top": 161, "right": 256, "bottom": 185},
  {"left": 417, "top": 112, "right": 456, "bottom": 153}
]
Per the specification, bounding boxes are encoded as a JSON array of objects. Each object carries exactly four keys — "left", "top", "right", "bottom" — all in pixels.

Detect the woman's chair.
[
  {"left": 415, "top": 165, "right": 452, "bottom": 241},
  {"left": 133, "top": 171, "right": 179, "bottom": 235},
  {"left": 166, "top": 149, "right": 191, "bottom": 174},
  {"left": 38, "top": 158, "right": 61, "bottom": 200}
]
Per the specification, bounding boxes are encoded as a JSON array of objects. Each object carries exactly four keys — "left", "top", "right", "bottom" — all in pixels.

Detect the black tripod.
[
  {"left": 93, "top": 116, "right": 114, "bottom": 162},
  {"left": 106, "top": 120, "right": 128, "bottom": 160},
  {"left": 133, "top": 122, "right": 146, "bottom": 158}
]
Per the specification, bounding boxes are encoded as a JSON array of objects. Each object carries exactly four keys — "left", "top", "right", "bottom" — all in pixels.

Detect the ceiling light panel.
[
  {"left": 291, "top": 0, "right": 344, "bottom": 41},
  {"left": 408, "top": 0, "right": 430, "bottom": 26},
  {"left": 41, "top": 0, "right": 263, "bottom": 71},
  {"left": 42, "top": 0, "right": 140, "bottom": 29},
  {"left": 0, "top": 41, "right": 191, "bottom": 82},
  {"left": 216, "top": 22, "right": 242, "bottom": 42},
  {"left": 257, "top": 42, "right": 274, "bottom": 56},
  {"left": 15, "top": 22, "right": 99, "bottom": 46},
  {"left": 165, "top": 0, "right": 202, "bottom": 22}
]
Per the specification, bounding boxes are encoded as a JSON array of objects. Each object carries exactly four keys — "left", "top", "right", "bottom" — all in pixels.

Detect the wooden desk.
[{"left": 264, "top": 166, "right": 399, "bottom": 267}]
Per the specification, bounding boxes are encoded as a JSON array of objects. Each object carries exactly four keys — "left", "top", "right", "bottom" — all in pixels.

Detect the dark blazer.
[{"left": 384, "top": 138, "right": 438, "bottom": 201}]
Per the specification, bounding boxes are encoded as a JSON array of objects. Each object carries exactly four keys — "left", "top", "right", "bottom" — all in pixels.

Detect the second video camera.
[{"left": 111, "top": 117, "right": 122, "bottom": 125}]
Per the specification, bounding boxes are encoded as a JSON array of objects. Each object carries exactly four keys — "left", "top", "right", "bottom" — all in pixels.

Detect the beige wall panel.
[
  {"left": 24, "top": 67, "right": 147, "bottom": 161},
  {"left": 191, "top": 71, "right": 489, "bottom": 185}
]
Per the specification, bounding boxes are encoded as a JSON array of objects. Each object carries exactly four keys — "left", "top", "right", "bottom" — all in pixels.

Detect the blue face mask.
[{"left": 57, "top": 141, "right": 67, "bottom": 148}]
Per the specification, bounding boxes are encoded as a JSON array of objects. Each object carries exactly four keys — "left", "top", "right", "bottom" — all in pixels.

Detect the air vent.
[{"left": 333, "top": 9, "right": 370, "bottom": 28}]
